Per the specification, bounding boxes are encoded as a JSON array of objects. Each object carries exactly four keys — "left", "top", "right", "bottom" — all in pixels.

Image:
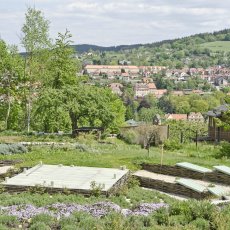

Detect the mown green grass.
[
  {"left": 0, "top": 137, "right": 229, "bottom": 170},
  {"left": 200, "top": 41, "right": 230, "bottom": 52}
]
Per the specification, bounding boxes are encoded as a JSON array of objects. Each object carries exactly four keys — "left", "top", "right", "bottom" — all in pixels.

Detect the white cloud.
[{"left": 1, "top": 0, "right": 230, "bottom": 48}]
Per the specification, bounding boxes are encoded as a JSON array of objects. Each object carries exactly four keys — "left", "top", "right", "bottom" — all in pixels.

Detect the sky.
[{"left": 1, "top": 0, "right": 230, "bottom": 50}]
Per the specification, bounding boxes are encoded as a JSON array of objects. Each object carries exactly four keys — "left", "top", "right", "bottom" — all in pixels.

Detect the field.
[
  {"left": 0, "top": 135, "right": 230, "bottom": 229},
  {"left": 200, "top": 41, "right": 230, "bottom": 52},
  {"left": 0, "top": 135, "right": 229, "bottom": 170}
]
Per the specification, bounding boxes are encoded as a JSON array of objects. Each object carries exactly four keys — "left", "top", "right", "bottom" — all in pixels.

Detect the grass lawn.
[
  {"left": 0, "top": 135, "right": 229, "bottom": 170},
  {"left": 200, "top": 41, "right": 230, "bottom": 52}
]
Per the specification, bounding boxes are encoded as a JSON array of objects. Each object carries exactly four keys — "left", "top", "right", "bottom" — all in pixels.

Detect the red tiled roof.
[
  {"left": 171, "top": 91, "right": 184, "bottom": 96},
  {"left": 154, "top": 89, "right": 167, "bottom": 94},
  {"left": 165, "top": 114, "right": 187, "bottom": 121},
  {"left": 148, "top": 83, "right": 156, "bottom": 89},
  {"left": 85, "top": 65, "right": 138, "bottom": 69}
]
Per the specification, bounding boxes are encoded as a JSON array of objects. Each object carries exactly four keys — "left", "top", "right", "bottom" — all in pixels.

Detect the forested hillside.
[{"left": 79, "top": 29, "right": 230, "bottom": 68}]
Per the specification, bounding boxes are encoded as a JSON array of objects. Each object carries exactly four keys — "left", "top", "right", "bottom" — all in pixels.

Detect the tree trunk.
[
  {"left": 27, "top": 99, "right": 31, "bottom": 133},
  {"left": 69, "top": 110, "right": 78, "bottom": 137},
  {"left": 5, "top": 94, "right": 11, "bottom": 130}
]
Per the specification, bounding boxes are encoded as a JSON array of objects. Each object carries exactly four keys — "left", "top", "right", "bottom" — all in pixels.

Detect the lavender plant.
[{"left": 2, "top": 202, "right": 168, "bottom": 220}]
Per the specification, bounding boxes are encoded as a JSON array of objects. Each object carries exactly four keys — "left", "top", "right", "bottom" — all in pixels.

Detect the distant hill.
[
  {"left": 20, "top": 44, "right": 143, "bottom": 56},
  {"left": 20, "top": 29, "right": 230, "bottom": 68},
  {"left": 80, "top": 29, "right": 230, "bottom": 68},
  {"left": 72, "top": 44, "right": 143, "bottom": 53}
]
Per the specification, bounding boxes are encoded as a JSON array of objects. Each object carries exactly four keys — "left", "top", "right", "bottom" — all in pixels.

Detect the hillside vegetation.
[
  {"left": 80, "top": 29, "right": 230, "bottom": 68},
  {"left": 200, "top": 41, "right": 230, "bottom": 52}
]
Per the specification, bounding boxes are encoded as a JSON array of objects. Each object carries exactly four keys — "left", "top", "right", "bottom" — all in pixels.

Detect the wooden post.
[
  {"left": 196, "top": 130, "right": 198, "bottom": 150},
  {"left": 180, "top": 132, "right": 183, "bottom": 143},
  {"left": 160, "top": 144, "right": 164, "bottom": 166}
]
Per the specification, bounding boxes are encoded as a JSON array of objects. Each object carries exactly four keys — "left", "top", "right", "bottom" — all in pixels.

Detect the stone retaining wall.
[
  {"left": 107, "top": 172, "right": 130, "bottom": 196},
  {"left": 141, "top": 163, "right": 230, "bottom": 185},
  {"left": 2, "top": 171, "right": 129, "bottom": 197},
  {"left": 0, "top": 160, "right": 22, "bottom": 166},
  {"left": 134, "top": 175, "right": 211, "bottom": 200}
]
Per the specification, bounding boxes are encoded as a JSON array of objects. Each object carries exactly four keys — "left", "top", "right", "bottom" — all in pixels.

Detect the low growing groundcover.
[
  {"left": 0, "top": 187, "right": 229, "bottom": 229},
  {"left": 2, "top": 202, "right": 168, "bottom": 219}
]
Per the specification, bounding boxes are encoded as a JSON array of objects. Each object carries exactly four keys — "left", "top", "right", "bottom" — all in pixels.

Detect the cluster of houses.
[
  {"left": 134, "top": 82, "right": 167, "bottom": 98},
  {"left": 166, "top": 66, "right": 230, "bottom": 89},
  {"left": 133, "top": 84, "right": 211, "bottom": 98},
  {"left": 127, "top": 105, "right": 230, "bottom": 143},
  {"left": 84, "top": 65, "right": 166, "bottom": 81},
  {"left": 80, "top": 65, "right": 230, "bottom": 143},
  {"left": 83, "top": 65, "right": 230, "bottom": 99},
  {"left": 164, "top": 112, "right": 204, "bottom": 122}
]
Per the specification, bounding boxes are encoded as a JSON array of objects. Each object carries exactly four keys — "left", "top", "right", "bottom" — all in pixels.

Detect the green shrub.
[
  {"left": 163, "top": 139, "right": 182, "bottom": 151},
  {"left": 0, "top": 143, "right": 27, "bottom": 155},
  {"left": 75, "top": 143, "right": 88, "bottom": 152},
  {"left": 90, "top": 181, "right": 104, "bottom": 197},
  {"left": 216, "top": 141, "right": 230, "bottom": 158},
  {"left": 169, "top": 201, "right": 192, "bottom": 223},
  {"left": 60, "top": 212, "right": 101, "bottom": 229},
  {"left": 139, "top": 215, "right": 156, "bottom": 227},
  {"left": 190, "top": 218, "right": 210, "bottom": 230},
  {"left": 123, "top": 215, "right": 146, "bottom": 230},
  {"left": 168, "top": 214, "right": 189, "bottom": 226},
  {"left": 29, "top": 222, "right": 51, "bottom": 230},
  {"left": 0, "top": 224, "right": 8, "bottom": 230},
  {"left": 153, "top": 208, "right": 170, "bottom": 226},
  {"left": 59, "top": 217, "right": 77, "bottom": 228},
  {"left": 28, "top": 185, "right": 46, "bottom": 194},
  {"left": 31, "top": 214, "right": 55, "bottom": 227},
  {"left": 76, "top": 215, "right": 103, "bottom": 229},
  {"left": 187, "top": 200, "right": 216, "bottom": 221},
  {"left": 120, "top": 130, "right": 138, "bottom": 145},
  {"left": 0, "top": 185, "right": 5, "bottom": 194},
  {"left": 103, "top": 212, "right": 127, "bottom": 230},
  {"left": 61, "top": 224, "right": 76, "bottom": 230},
  {"left": 0, "top": 215, "right": 19, "bottom": 228}
]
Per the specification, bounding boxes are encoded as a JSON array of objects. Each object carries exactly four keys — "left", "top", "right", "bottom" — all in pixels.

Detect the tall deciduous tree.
[
  {"left": 45, "top": 30, "right": 79, "bottom": 88},
  {"left": 0, "top": 40, "right": 23, "bottom": 130},
  {"left": 215, "top": 97, "right": 230, "bottom": 131},
  {"left": 34, "top": 31, "right": 125, "bottom": 136},
  {"left": 21, "top": 7, "right": 51, "bottom": 133},
  {"left": 65, "top": 85, "right": 126, "bottom": 136},
  {"left": 33, "top": 30, "right": 77, "bottom": 133}
]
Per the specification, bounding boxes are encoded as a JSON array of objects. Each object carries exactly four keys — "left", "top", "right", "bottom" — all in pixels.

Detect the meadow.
[
  {"left": 0, "top": 134, "right": 228, "bottom": 170},
  {"left": 200, "top": 41, "right": 230, "bottom": 52}
]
